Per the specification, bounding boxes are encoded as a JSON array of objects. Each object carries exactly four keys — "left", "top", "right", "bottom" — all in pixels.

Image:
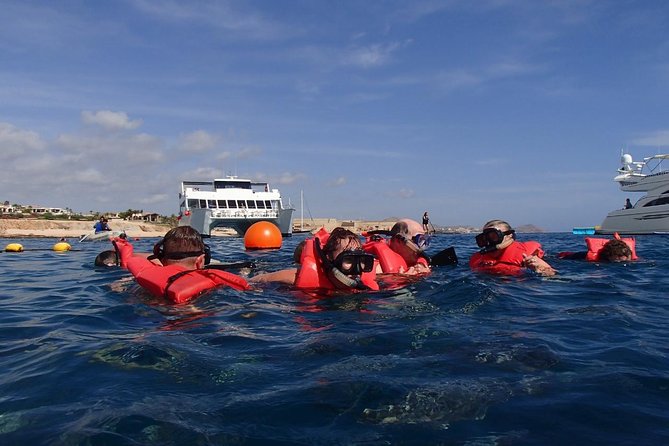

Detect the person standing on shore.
[{"left": 422, "top": 212, "right": 430, "bottom": 233}]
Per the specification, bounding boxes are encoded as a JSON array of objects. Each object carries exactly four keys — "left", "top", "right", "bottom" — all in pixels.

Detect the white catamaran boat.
[
  {"left": 177, "top": 177, "right": 294, "bottom": 236},
  {"left": 598, "top": 152, "right": 669, "bottom": 234}
]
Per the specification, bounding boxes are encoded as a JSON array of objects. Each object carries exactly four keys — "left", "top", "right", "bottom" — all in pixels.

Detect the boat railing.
[{"left": 209, "top": 209, "right": 280, "bottom": 219}]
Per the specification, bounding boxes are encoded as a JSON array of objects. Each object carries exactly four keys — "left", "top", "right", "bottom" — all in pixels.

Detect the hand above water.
[{"left": 522, "top": 253, "right": 556, "bottom": 277}]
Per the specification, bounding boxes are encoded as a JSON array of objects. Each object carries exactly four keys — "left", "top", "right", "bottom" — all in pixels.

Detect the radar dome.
[{"left": 621, "top": 154, "right": 633, "bottom": 165}]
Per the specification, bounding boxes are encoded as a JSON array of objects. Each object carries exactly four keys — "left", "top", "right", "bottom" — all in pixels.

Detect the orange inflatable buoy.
[{"left": 244, "top": 221, "right": 282, "bottom": 250}]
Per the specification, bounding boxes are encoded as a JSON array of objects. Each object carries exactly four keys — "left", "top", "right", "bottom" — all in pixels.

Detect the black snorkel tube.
[{"left": 314, "top": 237, "right": 371, "bottom": 291}]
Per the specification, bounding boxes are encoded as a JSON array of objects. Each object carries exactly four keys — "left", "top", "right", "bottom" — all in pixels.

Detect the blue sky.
[{"left": 2, "top": 0, "right": 669, "bottom": 231}]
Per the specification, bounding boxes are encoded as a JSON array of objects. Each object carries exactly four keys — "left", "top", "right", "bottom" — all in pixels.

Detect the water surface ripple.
[{"left": 0, "top": 233, "right": 667, "bottom": 445}]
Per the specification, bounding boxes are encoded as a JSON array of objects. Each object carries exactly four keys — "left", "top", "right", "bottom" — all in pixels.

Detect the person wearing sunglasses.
[
  {"left": 469, "top": 219, "right": 556, "bottom": 276},
  {"left": 251, "top": 227, "right": 379, "bottom": 291}
]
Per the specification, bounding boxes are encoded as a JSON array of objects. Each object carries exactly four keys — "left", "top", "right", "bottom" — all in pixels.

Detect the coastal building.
[{"left": 0, "top": 203, "right": 72, "bottom": 216}]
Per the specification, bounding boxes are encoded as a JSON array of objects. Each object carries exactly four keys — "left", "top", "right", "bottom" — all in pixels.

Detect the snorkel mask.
[
  {"left": 475, "top": 228, "right": 515, "bottom": 253},
  {"left": 333, "top": 249, "right": 375, "bottom": 275},
  {"left": 315, "top": 238, "right": 374, "bottom": 290}
]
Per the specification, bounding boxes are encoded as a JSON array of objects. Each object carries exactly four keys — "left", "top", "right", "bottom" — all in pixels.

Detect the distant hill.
[{"left": 515, "top": 224, "right": 545, "bottom": 233}]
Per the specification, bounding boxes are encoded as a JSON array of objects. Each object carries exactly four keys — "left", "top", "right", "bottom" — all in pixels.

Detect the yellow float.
[
  {"left": 53, "top": 242, "right": 72, "bottom": 252},
  {"left": 4, "top": 243, "right": 24, "bottom": 252}
]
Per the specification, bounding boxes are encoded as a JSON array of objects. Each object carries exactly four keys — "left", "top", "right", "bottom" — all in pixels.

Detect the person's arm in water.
[
  {"left": 522, "top": 253, "right": 556, "bottom": 276},
  {"left": 249, "top": 268, "right": 298, "bottom": 285}
]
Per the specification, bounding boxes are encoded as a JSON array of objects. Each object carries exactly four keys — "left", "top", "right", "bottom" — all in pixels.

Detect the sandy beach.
[
  {"left": 0, "top": 217, "right": 408, "bottom": 240},
  {"left": 0, "top": 217, "right": 479, "bottom": 239},
  {"left": 0, "top": 218, "right": 171, "bottom": 239}
]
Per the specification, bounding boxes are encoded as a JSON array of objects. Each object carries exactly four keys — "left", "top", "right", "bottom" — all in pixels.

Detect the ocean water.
[{"left": 0, "top": 232, "right": 668, "bottom": 445}]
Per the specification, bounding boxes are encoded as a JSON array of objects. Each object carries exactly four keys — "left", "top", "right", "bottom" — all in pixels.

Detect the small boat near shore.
[
  {"left": 177, "top": 177, "right": 294, "bottom": 237},
  {"left": 79, "top": 230, "right": 126, "bottom": 242},
  {"left": 572, "top": 227, "right": 597, "bottom": 235},
  {"left": 598, "top": 152, "right": 669, "bottom": 235}
]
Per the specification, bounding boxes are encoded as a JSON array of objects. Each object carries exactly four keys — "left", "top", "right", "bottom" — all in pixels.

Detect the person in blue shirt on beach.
[{"left": 93, "top": 217, "right": 111, "bottom": 233}]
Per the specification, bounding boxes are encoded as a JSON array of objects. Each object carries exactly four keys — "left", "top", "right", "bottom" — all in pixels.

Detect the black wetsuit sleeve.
[{"left": 558, "top": 251, "right": 587, "bottom": 260}]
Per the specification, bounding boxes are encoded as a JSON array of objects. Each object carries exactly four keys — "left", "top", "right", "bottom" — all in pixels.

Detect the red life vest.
[
  {"left": 294, "top": 230, "right": 379, "bottom": 292},
  {"left": 584, "top": 233, "right": 637, "bottom": 261},
  {"left": 362, "top": 238, "right": 429, "bottom": 273},
  {"left": 113, "top": 238, "right": 249, "bottom": 304},
  {"left": 469, "top": 240, "right": 543, "bottom": 276}
]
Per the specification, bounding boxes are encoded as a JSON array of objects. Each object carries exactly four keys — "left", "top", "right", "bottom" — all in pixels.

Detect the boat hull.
[
  {"left": 180, "top": 208, "right": 294, "bottom": 237},
  {"left": 598, "top": 206, "right": 669, "bottom": 235}
]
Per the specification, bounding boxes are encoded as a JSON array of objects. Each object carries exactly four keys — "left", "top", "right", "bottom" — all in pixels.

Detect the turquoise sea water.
[{"left": 0, "top": 233, "right": 668, "bottom": 445}]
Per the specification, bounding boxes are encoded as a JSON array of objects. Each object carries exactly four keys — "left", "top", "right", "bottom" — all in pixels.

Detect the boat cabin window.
[
  {"left": 265, "top": 200, "right": 273, "bottom": 209},
  {"left": 256, "top": 200, "right": 266, "bottom": 209},
  {"left": 214, "top": 180, "right": 252, "bottom": 190},
  {"left": 199, "top": 199, "right": 207, "bottom": 208},
  {"left": 237, "top": 200, "right": 246, "bottom": 208},
  {"left": 217, "top": 200, "right": 227, "bottom": 208},
  {"left": 227, "top": 200, "right": 236, "bottom": 208},
  {"left": 644, "top": 197, "right": 669, "bottom": 207},
  {"left": 188, "top": 199, "right": 199, "bottom": 208},
  {"left": 208, "top": 200, "right": 217, "bottom": 208},
  {"left": 246, "top": 200, "right": 257, "bottom": 209}
]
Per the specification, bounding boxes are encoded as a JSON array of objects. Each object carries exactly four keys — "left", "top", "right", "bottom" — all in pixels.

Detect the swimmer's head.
[
  {"left": 599, "top": 239, "right": 633, "bottom": 262},
  {"left": 95, "top": 250, "right": 118, "bottom": 267},
  {"left": 319, "top": 227, "right": 374, "bottom": 290},
  {"left": 476, "top": 219, "right": 515, "bottom": 252},
  {"left": 152, "top": 226, "right": 208, "bottom": 268},
  {"left": 390, "top": 218, "right": 424, "bottom": 239},
  {"left": 293, "top": 240, "right": 306, "bottom": 264},
  {"left": 389, "top": 218, "right": 430, "bottom": 265}
]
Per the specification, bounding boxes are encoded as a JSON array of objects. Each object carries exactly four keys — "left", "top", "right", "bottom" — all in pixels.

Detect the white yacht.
[
  {"left": 178, "top": 177, "right": 294, "bottom": 236},
  {"left": 598, "top": 153, "right": 669, "bottom": 234}
]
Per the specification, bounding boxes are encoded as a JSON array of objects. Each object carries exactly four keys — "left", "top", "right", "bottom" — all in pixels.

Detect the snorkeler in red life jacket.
[
  {"left": 112, "top": 227, "right": 249, "bottom": 304},
  {"left": 295, "top": 229, "right": 379, "bottom": 291},
  {"left": 363, "top": 219, "right": 431, "bottom": 275},
  {"left": 251, "top": 227, "right": 380, "bottom": 293},
  {"left": 469, "top": 220, "right": 556, "bottom": 277},
  {"left": 558, "top": 233, "right": 637, "bottom": 262}
]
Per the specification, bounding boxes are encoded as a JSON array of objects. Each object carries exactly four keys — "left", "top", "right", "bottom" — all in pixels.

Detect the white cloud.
[
  {"left": 632, "top": 130, "right": 669, "bottom": 147},
  {"left": 342, "top": 42, "right": 407, "bottom": 68},
  {"left": 81, "top": 110, "right": 143, "bottom": 131},
  {"left": 274, "top": 172, "right": 307, "bottom": 185},
  {"left": 177, "top": 130, "right": 218, "bottom": 153},
  {"left": 237, "top": 146, "right": 262, "bottom": 159},
  {"left": 0, "top": 122, "right": 46, "bottom": 159},
  {"left": 328, "top": 177, "right": 347, "bottom": 187},
  {"left": 396, "top": 188, "right": 415, "bottom": 199},
  {"left": 56, "top": 132, "right": 164, "bottom": 164},
  {"left": 184, "top": 166, "right": 225, "bottom": 180},
  {"left": 216, "top": 151, "right": 234, "bottom": 161},
  {"left": 131, "top": 0, "right": 294, "bottom": 40}
]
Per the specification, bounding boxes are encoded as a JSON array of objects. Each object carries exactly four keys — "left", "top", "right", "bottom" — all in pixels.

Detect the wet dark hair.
[
  {"left": 154, "top": 226, "right": 206, "bottom": 261},
  {"left": 322, "top": 227, "right": 361, "bottom": 260},
  {"left": 599, "top": 239, "right": 632, "bottom": 261},
  {"left": 293, "top": 240, "right": 306, "bottom": 264},
  {"left": 390, "top": 221, "right": 409, "bottom": 237},
  {"left": 94, "top": 250, "right": 118, "bottom": 266}
]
